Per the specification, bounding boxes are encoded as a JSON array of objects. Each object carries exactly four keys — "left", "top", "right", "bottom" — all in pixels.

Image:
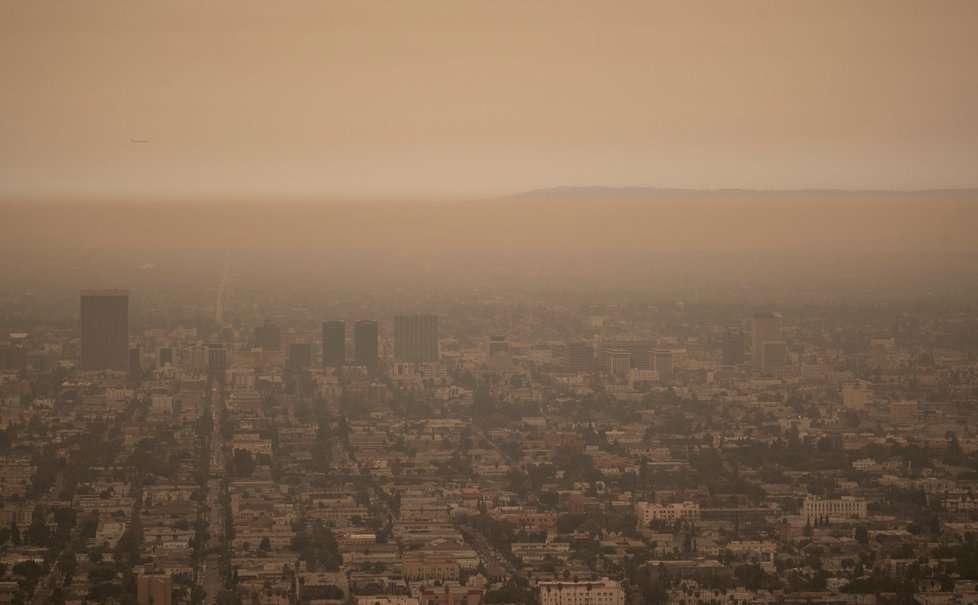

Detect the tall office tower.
[
  {"left": 80, "top": 289, "right": 129, "bottom": 371},
  {"left": 207, "top": 343, "right": 227, "bottom": 382},
  {"left": 762, "top": 341, "right": 788, "bottom": 372},
  {"left": 566, "top": 341, "right": 595, "bottom": 373},
  {"left": 354, "top": 320, "right": 379, "bottom": 365},
  {"left": 752, "top": 312, "right": 782, "bottom": 372},
  {"left": 129, "top": 347, "right": 141, "bottom": 376},
  {"left": 322, "top": 321, "right": 346, "bottom": 366},
  {"left": 289, "top": 342, "right": 313, "bottom": 370},
  {"left": 653, "top": 349, "right": 673, "bottom": 379},
  {"left": 721, "top": 328, "right": 746, "bottom": 365},
  {"left": 393, "top": 315, "right": 439, "bottom": 363},
  {"left": 253, "top": 323, "right": 282, "bottom": 351}
]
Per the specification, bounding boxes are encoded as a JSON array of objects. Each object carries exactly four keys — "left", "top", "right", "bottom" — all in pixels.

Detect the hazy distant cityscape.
[
  {"left": 1, "top": 251, "right": 978, "bottom": 605},
  {"left": 4, "top": 1, "right": 978, "bottom": 604}
]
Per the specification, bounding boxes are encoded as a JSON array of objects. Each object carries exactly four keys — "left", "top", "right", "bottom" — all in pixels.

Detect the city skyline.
[{"left": 2, "top": 3, "right": 978, "bottom": 605}]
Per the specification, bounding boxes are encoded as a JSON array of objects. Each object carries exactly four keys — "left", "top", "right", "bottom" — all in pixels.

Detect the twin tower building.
[{"left": 79, "top": 290, "right": 439, "bottom": 372}]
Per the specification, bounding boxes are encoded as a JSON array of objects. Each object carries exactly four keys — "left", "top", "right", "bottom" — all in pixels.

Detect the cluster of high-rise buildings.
[
  {"left": 77, "top": 291, "right": 788, "bottom": 380},
  {"left": 78, "top": 290, "right": 441, "bottom": 376},
  {"left": 321, "top": 319, "right": 381, "bottom": 366}
]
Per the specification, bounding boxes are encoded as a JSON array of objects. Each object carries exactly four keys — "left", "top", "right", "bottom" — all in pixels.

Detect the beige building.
[
  {"left": 635, "top": 501, "right": 700, "bottom": 526},
  {"left": 401, "top": 550, "right": 460, "bottom": 581},
  {"left": 538, "top": 579, "right": 625, "bottom": 605},
  {"left": 803, "top": 495, "right": 867, "bottom": 520}
]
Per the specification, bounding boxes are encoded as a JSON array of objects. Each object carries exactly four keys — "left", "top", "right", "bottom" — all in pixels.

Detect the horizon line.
[{"left": 2, "top": 185, "right": 978, "bottom": 205}]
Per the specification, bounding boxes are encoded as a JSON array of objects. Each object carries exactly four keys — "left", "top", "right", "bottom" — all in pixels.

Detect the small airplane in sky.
[{"left": 130, "top": 138, "right": 150, "bottom": 144}]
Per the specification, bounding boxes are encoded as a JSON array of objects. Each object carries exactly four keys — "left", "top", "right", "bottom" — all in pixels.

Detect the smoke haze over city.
[{"left": 2, "top": 3, "right": 978, "bottom": 605}]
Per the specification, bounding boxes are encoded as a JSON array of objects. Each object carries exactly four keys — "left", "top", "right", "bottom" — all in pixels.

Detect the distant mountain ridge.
[{"left": 504, "top": 185, "right": 978, "bottom": 199}]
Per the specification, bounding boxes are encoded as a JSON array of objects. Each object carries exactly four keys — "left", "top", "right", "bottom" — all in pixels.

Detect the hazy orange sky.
[{"left": 2, "top": 1, "right": 977, "bottom": 199}]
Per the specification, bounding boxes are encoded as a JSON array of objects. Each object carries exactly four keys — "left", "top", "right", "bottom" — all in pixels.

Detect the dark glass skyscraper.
[
  {"left": 254, "top": 323, "right": 282, "bottom": 351},
  {"left": 207, "top": 343, "right": 227, "bottom": 382},
  {"left": 721, "top": 327, "right": 746, "bottom": 365},
  {"left": 80, "top": 289, "right": 129, "bottom": 371},
  {"left": 321, "top": 320, "right": 346, "bottom": 367},
  {"left": 393, "top": 315, "right": 438, "bottom": 363},
  {"left": 129, "top": 346, "right": 141, "bottom": 377},
  {"left": 289, "top": 342, "right": 313, "bottom": 370},
  {"left": 354, "top": 320, "right": 379, "bottom": 365}
]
